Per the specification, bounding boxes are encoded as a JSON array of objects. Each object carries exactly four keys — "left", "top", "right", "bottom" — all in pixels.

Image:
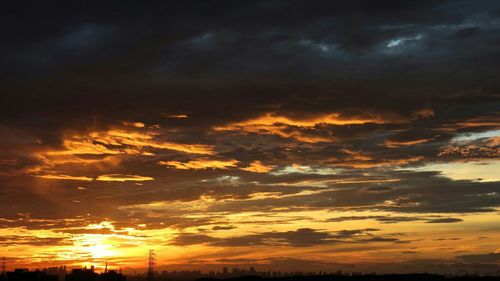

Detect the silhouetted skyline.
[{"left": 2, "top": 266, "right": 500, "bottom": 281}]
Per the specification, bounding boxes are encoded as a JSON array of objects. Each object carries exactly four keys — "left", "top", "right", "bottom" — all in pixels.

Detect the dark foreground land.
[
  {"left": 197, "top": 274, "right": 500, "bottom": 281},
  {"left": 3, "top": 272, "right": 500, "bottom": 281}
]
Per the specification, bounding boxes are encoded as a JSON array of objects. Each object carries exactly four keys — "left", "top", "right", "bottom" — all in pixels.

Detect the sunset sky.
[{"left": 1, "top": 0, "right": 499, "bottom": 275}]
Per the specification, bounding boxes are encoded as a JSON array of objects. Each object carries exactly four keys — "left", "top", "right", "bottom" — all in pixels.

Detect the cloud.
[
  {"left": 87, "top": 129, "right": 215, "bottom": 155},
  {"left": 0, "top": 235, "right": 71, "bottom": 246},
  {"left": 95, "top": 174, "right": 154, "bottom": 182},
  {"left": 213, "top": 112, "right": 419, "bottom": 143},
  {"left": 456, "top": 253, "right": 500, "bottom": 263},
  {"left": 240, "top": 161, "right": 274, "bottom": 173},
  {"left": 35, "top": 174, "right": 93, "bottom": 181},
  {"left": 425, "top": 218, "right": 463, "bottom": 224},
  {"left": 171, "top": 228, "right": 403, "bottom": 247},
  {"left": 438, "top": 136, "right": 500, "bottom": 159},
  {"left": 384, "top": 139, "right": 430, "bottom": 148},
  {"left": 122, "top": 121, "right": 146, "bottom": 128},
  {"left": 159, "top": 159, "right": 239, "bottom": 170},
  {"left": 212, "top": 225, "right": 237, "bottom": 231},
  {"left": 327, "top": 215, "right": 465, "bottom": 224},
  {"left": 43, "top": 129, "right": 215, "bottom": 158}
]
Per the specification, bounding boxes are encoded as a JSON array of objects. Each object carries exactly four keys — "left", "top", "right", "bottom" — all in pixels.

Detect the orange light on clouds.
[
  {"left": 45, "top": 129, "right": 215, "bottom": 158},
  {"left": 213, "top": 112, "right": 399, "bottom": 143},
  {"left": 215, "top": 112, "right": 388, "bottom": 129},
  {"left": 122, "top": 121, "right": 146, "bottom": 128},
  {"left": 240, "top": 161, "right": 274, "bottom": 173},
  {"left": 159, "top": 159, "right": 239, "bottom": 170},
  {"left": 384, "top": 139, "right": 430, "bottom": 148},
  {"left": 166, "top": 114, "right": 189, "bottom": 119},
  {"left": 36, "top": 174, "right": 94, "bottom": 181},
  {"left": 96, "top": 174, "right": 155, "bottom": 182}
]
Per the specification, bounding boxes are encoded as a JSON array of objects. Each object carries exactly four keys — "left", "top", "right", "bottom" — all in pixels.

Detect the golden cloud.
[
  {"left": 45, "top": 129, "right": 214, "bottom": 157},
  {"left": 384, "top": 139, "right": 430, "bottom": 148},
  {"left": 164, "top": 114, "right": 189, "bottom": 119},
  {"left": 240, "top": 161, "right": 274, "bottom": 173},
  {"left": 487, "top": 137, "right": 500, "bottom": 146},
  {"left": 215, "top": 113, "right": 387, "bottom": 129},
  {"left": 35, "top": 174, "right": 94, "bottom": 181},
  {"left": 213, "top": 111, "right": 427, "bottom": 143},
  {"left": 88, "top": 130, "right": 214, "bottom": 155},
  {"left": 122, "top": 121, "right": 146, "bottom": 128},
  {"left": 23, "top": 127, "right": 216, "bottom": 181},
  {"left": 335, "top": 156, "right": 425, "bottom": 168},
  {"left": 95, "top": 174, "right": 155, "bottom": 182},
  {"left": 159, "top": 159, "right": 239, "bottom": 170}
]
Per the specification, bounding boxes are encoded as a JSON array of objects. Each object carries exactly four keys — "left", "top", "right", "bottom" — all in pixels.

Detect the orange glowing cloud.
[
  {"left": 335, "top": 156, "right": 425, "bottom": 168},
  {"left": 213, "top": 112, "right": 425, "bottom": 143},
  {"left": 215, "top": 112, "right": 387, "bottom": 129},
  {"left": 36, "top": 174, "right": 94, "bottom": 181},
  {"left": 46, "top": 139, "right": 122, "bottom": 156},
  {"left": 165, "top": 114, "right": 189, "bottom": 119},
  {"left": 384, "top": 139, "right": 430, "bottom": 148},
  {"left": 45, "top": 129, "right": 214, "bottom": 157},
  {"left": 159, "top": 159, "right": 239, "bottom": 170},
  {"left": 88, "top": 130, "right": 214, "bottom": 155},
  {"left": 95, "top": 174, "right": 155, "bottom": 182},
  {"left": 25, "top": 127, "right": 215, "bottom": 181},
  {"left": 122, "top": 121, "right": 146, "bottom": 128},
  {"left": 240, "top": 161, "right": 274, "bottom": 173},
  {"left": 487, "top": 136, "right": 500, "bottom": 146}
]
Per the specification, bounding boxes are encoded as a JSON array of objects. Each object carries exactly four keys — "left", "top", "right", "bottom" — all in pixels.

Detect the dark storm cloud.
[
  {"left": 198, "top": 170, "right": 499, "bottom": 215},
  {"left": 171, "top": 227, "right": 405, "bottom": 247},
  {"left": 212, "top": 225, "right": 237, "bottom": 231},
  {"left": 326, "top": 215, "right": 464, "bottom": 224},
  {"left": 456, "top": 253, "right": 500, "bottom": 264},
  {"left": 425, "top": 218, "right": 463, "bottom": 224},
  {"left": 0, "top": 235, "right": 71, "bottom": 246},
  {"left": 1, "top": 0, "right": 500, "bottom": 131}
]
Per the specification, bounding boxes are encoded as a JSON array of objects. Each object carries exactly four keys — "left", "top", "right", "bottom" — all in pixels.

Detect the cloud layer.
[{"left": 0, "top": 0, "right": 499, "bottom": 273}]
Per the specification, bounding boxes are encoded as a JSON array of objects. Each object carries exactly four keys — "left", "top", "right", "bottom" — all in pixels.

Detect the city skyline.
[
  {"left": 1, "top": 0, "right": 499, "bottom": 274},
  {"left": 1, "top": 262, "right": 498, "bottom": 278}
]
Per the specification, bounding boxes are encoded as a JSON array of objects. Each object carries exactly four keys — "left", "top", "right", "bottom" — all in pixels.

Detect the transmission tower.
[{"left": 148, "top": 250, "right": 156, "bottom": 281}]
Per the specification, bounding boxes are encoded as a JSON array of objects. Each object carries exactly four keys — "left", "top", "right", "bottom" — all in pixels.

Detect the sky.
[{"left": 0, "top": 0, "right": 499, "bottom": 275}]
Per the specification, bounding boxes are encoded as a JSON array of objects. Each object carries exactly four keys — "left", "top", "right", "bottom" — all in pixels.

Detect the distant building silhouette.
[
  {"left": 43, "top": 266, "right": 67, "bottom": 281},
  {"left": 65, "top": 268, "right": 125, "bottom": 281},
  {"left": 7, "top": 268, "right": 57, "bottom": 281},
  {"left": 99, "top": 270, "right": 126, "bottom": 281},
  {"left": 66, "top": 268, "right": 98, "bottom": 281},
  {"left": 3, "top": 265, "right": 500, "bottom": 281}
]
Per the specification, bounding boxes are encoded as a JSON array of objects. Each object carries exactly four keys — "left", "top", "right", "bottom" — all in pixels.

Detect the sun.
[
  {"left": 85, "top": 243, "right": 116, "bottom": 259},
  {"left": 71, "top": 234, "right": 118, "bottom": 259}
]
